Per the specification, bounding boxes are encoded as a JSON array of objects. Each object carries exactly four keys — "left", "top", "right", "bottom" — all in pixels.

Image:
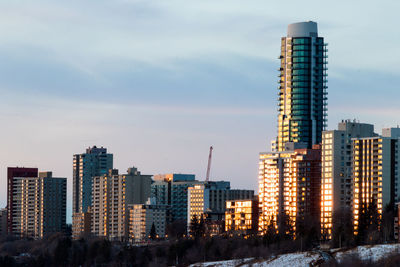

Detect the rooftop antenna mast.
[{"left": 205, "top": 146, "right": 213, "bottom": 182}]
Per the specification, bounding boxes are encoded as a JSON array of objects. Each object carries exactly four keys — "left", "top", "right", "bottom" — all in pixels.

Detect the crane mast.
[{"left": 205, "top": 146, "right": 213, "bottom": 182}]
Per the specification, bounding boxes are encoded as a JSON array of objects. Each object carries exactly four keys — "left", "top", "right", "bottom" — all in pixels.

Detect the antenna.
[{"left": 205, "top": 146, "right": 213, "bottom": 182}]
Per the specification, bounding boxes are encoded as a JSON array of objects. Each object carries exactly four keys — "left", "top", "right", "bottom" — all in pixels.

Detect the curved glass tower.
[{"left": 277, "top": 21, "right": 327, "bottom": 151}]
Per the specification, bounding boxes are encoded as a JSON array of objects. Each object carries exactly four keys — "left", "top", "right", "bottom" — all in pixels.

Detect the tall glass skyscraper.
[
  {"left": 277, "top": 21, "right": 327, "bottom": 151},
  {"left": 259, "top": 21, "right": 327, "bottom": 236}
]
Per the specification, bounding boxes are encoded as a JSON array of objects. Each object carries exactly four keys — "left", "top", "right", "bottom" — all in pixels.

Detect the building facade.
[
  {"left": 39, "top": 172, "right": 67, "bottom": 237},
  {"left": 352, "top": 129, "right": 400, "bottom": 235},
  {"left": 320, "top": 121, "right": 376, "bottom": 239},
  {"left": 187, "top": 181, "right": 254, "bottom": 232},
  {"left": 258, "top": 145, "right": 321, "bottom": 236},
  {"left": 72, "top": 208, "right": 92, "bottom": 239},
  {"left": 172, "top": 181, "right": 197, "bottom": 223},
  {"left": 7, "top": 167, "right": 38, "bottom": 234},
  {"left": 225, "top": 198, "right": 259, "bottom": 234},
  {"left": 128, "top": 204, "right": 167, "bottom": 243},
  {"left": 126, "top": 167, "right": 153, "bottom": 205},
  {"left": 73, "top": 146, "right": 113, "bottom": 214},
  {"left": 72, "top": 146, "right": 113, "bottom": 238},
  {"left": 9, "top": 171, "right": 66, "bottom": 238},
  {"left": 151, "top": 180, "right": 169, "bottom": 206},
  {"left": 277, "top": 21, "right": 327, "bottom": 151},
  {"left": 91, "top": 167, "right": 153, "bottom": 241}
]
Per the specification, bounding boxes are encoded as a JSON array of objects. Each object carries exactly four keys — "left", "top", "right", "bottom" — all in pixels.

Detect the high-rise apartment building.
[
  {"left": 352, "top": 129, "right": 400, "bottom": 235},
  {"left": 151, "top": 174, "right": 199, "bottom": 225},
  {"left": 152, "top": 175, "right": 196, "bottom": 206},
  {"left": 72, "top": 146, "right": 113, "bottom": 238},
  {"left": 7, "top": 167, "right": 38, "bottom": 234},
  {"left": 320, "top": 121, "right": 376, "bottom": 239},
  {"left": 277, "top": 21, "right": 327, "bottom": 151},
  {"left": 258, "top": 145, "right": 321, "bottom": 235},
  {"left": 9, "top": 171, "right": 66, "bottom": 238},
  {"left": 73, "top": 146, "right": 113, "bottom": 214},
  {"left": 39, "top": 172, "right": 67, "bottom": 236},
  {"left": 91, "top": 167, "right": 152, "bottom": 241},
  {"left": 259, "top": 21, "right": 327, "bottom": 239},
  {"left": 151, "top": 180, "right": 169, "bottom": 206}
]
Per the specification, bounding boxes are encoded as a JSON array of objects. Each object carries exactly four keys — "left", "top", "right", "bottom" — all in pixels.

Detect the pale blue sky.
[{"left": 1, "top": 0, "right": 400, "bottom": 222}]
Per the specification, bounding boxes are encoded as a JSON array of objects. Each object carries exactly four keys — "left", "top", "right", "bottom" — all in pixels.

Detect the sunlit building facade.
[
  {"left": 277, "top": 21, "right": 327, "bottom": 151},
  {"left": 91, "top": 167, "right": 153, "bottom": 241},
  {"left": 10, "top": 171, "right": 66, "bottom": 238},
  {"left": 320, "top": 121, "right": 376, "bottom": 239},
  {"left": 187, "top": 181, "right": 254, "bottom": 233},
  {"left": 187, "top": 181, "right": 231, "bottom": 227},
  {"left": 72, "top": 146, "right": 113, "bottom": 238},
  {"left": 225, "top": 198, "right": 259, "bottom": 234},
  {"left": 258, "top": 145, "right": 321, "bottom": 236},
  {"left": 72, "top": 208, "right": 92, "bottom": 239},
  {"left": 352, "top": 130, "right": 400, "bottom": 235},
  {"left": 128, "top": 204, "right": 167, "bottom": 243},
  {"left": 7, "top": 167, "right": 38, "bottom": 234}
]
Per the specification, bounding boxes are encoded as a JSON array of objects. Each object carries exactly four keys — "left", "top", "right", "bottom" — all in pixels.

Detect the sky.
[{"left": 1, "top": 0, "right": 400, "bottom": 223}]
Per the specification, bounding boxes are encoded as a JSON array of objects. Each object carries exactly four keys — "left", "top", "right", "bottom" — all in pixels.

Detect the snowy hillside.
[{"left": 190, "top": 244, "right": 400, "bottom": 267}]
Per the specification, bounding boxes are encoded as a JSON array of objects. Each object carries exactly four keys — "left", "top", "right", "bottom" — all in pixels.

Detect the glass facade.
[{"left": 277, "top": 35, "right": 327, "bottom": 151}]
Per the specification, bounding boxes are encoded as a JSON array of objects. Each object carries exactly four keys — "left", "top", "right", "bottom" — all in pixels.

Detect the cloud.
[{"left": 1, "top": 0, "right": 398, "bottom": 73}]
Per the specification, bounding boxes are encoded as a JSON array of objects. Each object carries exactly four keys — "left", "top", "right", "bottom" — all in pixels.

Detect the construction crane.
[{"left": 205, "top": 146, "right": 213, "bottom": 182}]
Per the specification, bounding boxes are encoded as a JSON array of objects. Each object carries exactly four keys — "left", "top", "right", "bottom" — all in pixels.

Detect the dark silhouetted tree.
[
  {"left": 263, "top": 218, "right": 277, "bottom": 247},
  {"left": 54, "top": 237, "right": 71, "bottom": 265},
  {"left": 278, "top": 212, "right": 294, "bottom": 240},
  {"left": 150, "top": 223, "right": 157, "bottom": 240},
  {"left": 189, "top": 214, "right": 206, "bottom": 239},
  {"left": 166, "top": 220, "right": 186, "bottom": 239},
  {"left": 332, "top": 207, "right": 354, "bottom": 248}
]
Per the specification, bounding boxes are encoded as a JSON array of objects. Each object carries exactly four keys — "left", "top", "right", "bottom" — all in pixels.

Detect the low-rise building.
[
  {"left": 225, "top": 197, "right": 259, "bottom": 234},
  {"left": 187, "top": 181, "right": 254, "bottom": 235},
  {"left": 72, "top": 208, "right": 92, "bottom": 239},
  {"left": 128, "top": 204, "right": 167, "bottom": 243}
]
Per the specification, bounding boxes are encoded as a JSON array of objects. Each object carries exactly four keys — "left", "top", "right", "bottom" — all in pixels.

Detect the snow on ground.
[
  {"left": 251, "top": 252, "right": 322, "bottom": 267},
  {"left": 189, "top": 252, "right": 323, "bottom": 267},
  {"left": 191, "top": 243, "right": 400, "bottom": 267},
  {"left": 334, "top": 243, "right": 400, "bottom": 263},
  {"left": 189, "top": 258, "right": 254, "bottom": 267}
]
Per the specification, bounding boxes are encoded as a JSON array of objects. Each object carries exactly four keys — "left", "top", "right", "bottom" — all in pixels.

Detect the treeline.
[
  {"left": 0, "top": 233, "right": 311, "bottom": 266},
  {"left": 1, "top": 231, "right": 400, "bottom": 267},
  {"left": 0, "top": 203, "right": 397, "bottom": 267}
]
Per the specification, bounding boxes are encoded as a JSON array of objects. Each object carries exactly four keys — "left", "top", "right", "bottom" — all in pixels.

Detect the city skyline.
[{"left": 2, "top": 1, "right": 400, "bottom": 225}]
